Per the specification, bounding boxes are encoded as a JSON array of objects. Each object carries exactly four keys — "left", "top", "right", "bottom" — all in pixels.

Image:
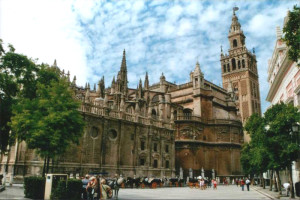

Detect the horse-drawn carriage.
[
  {"left": 188, "top": 178, "right": 199, "bottom": 188},
  {"left": 169, "top": 178, "right": 185, "bottom": 187},
  {"left": 125, "top": 177, "right": 141, "bottom": 188}
]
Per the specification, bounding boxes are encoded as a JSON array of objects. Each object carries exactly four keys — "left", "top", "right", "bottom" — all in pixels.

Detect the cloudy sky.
[{"left": 0, "top": 0, "right": 297, "bottom": 113}]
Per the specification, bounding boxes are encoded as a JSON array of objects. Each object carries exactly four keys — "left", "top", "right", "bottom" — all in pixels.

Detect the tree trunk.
[
  {"left": 263, "top": 176, "right": 266, "bottom": 189},
  {"left": 275, "top": 169, "right": 282, "bottom": 195},
  {"left": 46, "top": 156, "right": 50, "bottom": 174},
  {"left": 289, "top": 164, "right": 295, "bottom": 198},
  {"left": 51, "top": 157, "right": 54, "bottom": 173},
  {"left": 260, "top": 173, "right": 263, "bottom": 187},
  {"left": 273, "top": 170, "right": 278, "bottom": 192},
  {"left": 42, "top": 157, "right": 46, "bottom": 177},
  {"left": 269, "top": 170, "right": 273, "bottom": 191}
]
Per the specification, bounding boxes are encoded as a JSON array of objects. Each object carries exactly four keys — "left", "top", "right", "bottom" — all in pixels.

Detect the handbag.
[{"left": 107, "top": 188, "right": 113, "bottom": 199}]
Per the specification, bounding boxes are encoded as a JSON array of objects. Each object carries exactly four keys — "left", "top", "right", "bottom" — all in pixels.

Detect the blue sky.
[{"left": 0, "top": 0, "right": 298, "bottom": 113}]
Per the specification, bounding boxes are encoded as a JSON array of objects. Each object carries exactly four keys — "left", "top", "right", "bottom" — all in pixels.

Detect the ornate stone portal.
[{"left": 0, "top": 10, "right": 248, "bottom": 182}]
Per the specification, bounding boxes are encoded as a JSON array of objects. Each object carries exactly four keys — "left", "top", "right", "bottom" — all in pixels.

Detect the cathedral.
[{"left": 1, "top": 9, "right": 261, "bottom": 182}]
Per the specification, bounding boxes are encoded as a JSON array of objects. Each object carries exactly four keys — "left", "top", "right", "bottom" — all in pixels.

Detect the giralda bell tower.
[{"left": 221, "top": 7, "right": 261, "bottom": 142}]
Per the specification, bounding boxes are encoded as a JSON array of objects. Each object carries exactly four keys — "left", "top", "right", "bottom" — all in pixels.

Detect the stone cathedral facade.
[{"left": 1, "top": 10, "right": 254, "bottom": 181}]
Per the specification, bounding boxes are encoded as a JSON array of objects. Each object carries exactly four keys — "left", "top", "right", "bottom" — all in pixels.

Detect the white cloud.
[{"left": 1, "top": 0, "right": 299, "bottom": 113}]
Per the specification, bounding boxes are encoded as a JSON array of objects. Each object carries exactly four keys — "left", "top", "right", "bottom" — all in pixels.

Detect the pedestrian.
[
  {"left": 82, "top": 174, "right": 90, "bottom": 200},
  {"left": 283, "top": 182, "right": 290, "bottom": 197},
  {"left": 245, "top": 178, "right": 251, "bottom": 191},
  {"left": 200, "top": 179, "right": 205, "bottom": 190},
  {"left": 213, "top": 179, "right": 217, "bottom": 190},
  {"left": 86, "top": 177, "right": 95, "bottom": 200},
  {"left": 100, "top": 179, "right": 112, "bottom": 199},
  {"left": 236, "top": 178, "right": 239, "bottom": 187},
  {"left": 240, "top": 178, "right": 245, "bottom": 191}
]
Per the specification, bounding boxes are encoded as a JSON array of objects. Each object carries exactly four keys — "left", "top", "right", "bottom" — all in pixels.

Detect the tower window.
[
  {"left": 238, "top": 60, "right": 241, "bottom": 69},
  {"left": 223, "top": 65, "right": 226, "bottom": 73},
  {"left": 153, "top": 159, "right": 158, "bottom": 168},
  {"left": 165, "top": 145, "right": 169, "bottom": 153},
  {"left": 151, "top": 109, "right": 157, "bottom": 119},
  {"left": 242, "top": 60, "right": 245, "bottom": 68},
  {"left": 153, "top": 143, "right": 158, "bottom": 152},
  {"left": 232, "top": 58, "right": 236, "bottom": 70},
  {"left": 140, "top": 158, "right": 145, "bottom": 166},
  {"left": 227, "top": 64, "right": 230, "bottom": 72},
  {"left": 141, "top": 141, "right": 145, "bottom": 150},
  {"left": 166, "top": 160, "right": 169, "bottom": 168},
  {"left": 233, "top": 39, "right": 238, "bottom": 48}
]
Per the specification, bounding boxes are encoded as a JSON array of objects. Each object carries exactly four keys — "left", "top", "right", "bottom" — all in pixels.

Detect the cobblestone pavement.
[
  {"left": 117, "top": 185, "right": 271, "bottom": 199},
  {"left": 0, "top": 185, "right": 30, "bottom": 200}
]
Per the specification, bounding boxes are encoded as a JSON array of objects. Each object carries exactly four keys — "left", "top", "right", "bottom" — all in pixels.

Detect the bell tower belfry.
[{"left": 221, "top": 8, "right": 261, "bottom": 142}]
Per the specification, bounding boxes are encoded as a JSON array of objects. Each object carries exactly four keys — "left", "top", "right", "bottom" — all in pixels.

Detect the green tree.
[
  {"left": 264, "top": 103, "right": 299, "bottom": 198},
  {"left": 283, "top": 5, "right": 300, "bottom": 66},
  {"left": 10, "top": 66, "right": 85, "bottom": 175},
  {"left": 243, "top": 113, "right": 270, "bottom": 188},
  {"left": 0, "top": 42, "right": 38, "bottom": 152}
]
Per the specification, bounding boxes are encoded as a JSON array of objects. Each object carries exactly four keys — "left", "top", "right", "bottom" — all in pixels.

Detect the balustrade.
[{"left": 78, "top": 103, "right": 174, "bottom": 129}]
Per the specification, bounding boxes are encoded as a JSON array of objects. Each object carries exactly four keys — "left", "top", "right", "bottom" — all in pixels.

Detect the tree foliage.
[
  {"left": 241, "top": 103, "right": 300, "bottom": 175},
  {"left": 0, "top": 42, "right": 38, "bottom": 151},
  {"left": 10, "top": 66, "right": 85, "bottom": 159},
  {"left": 242, "top": 114, "right": 270, "bottom": 175},
  {"left": 283, "top": 5, "right": 300, "bottom": 66}
]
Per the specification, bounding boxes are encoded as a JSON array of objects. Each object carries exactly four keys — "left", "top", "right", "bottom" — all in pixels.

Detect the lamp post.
[{"left": 290, "top": 123, "right": 299, "bottom": 199}]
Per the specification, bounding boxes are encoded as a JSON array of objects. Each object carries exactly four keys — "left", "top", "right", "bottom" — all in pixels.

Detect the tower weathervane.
[{"left": 233, "top": 7, "right": 239, "bottom": 15}]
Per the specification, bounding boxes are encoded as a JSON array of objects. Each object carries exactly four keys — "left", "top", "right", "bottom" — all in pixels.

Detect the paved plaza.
[
  {"left": 1, "top": 184, "right": 295, "bottom": 199},
  {"left": 117, "top": 185, "right": 270, "bottom": 199}
]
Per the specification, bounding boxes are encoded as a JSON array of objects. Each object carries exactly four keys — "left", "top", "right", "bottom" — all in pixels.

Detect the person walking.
[
  {"left": 236, "top": 178, "right": 239, "bottom": 187},
  {"left": 245, "top": 178, "right": 251, "bottom": 191},
  {"left": 100, "top": 179, "right": 112, "bottom": 199},
  {"left": 212, "top": 179, "right": 217, "bottom": 190},
  {"left": 82, "top": 174, "right": 90, "bottom": 200},
  {"left": 240, "top": 178, "right": 245, "bottom": 191}
]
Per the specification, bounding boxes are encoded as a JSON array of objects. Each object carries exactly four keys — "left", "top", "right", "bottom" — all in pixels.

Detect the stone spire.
[
  {"left": 138, "top": 78, "right": 143, "bottom": 99},
  {"left": 97, "top": 76, "right": 105, "bottom": 98},
  {"left": 144, "top": 72, "right": 149, "bottom": 90},
  {"left": 67, "top": 71, "right": 70, "bottom": 82},
  {"left": 160, "top": 72, "right": 165, "bottom": 83},
  {"left": 121, "top": 49, "right": 127, "bottom": 71},
  {"left": 111, "top": 76, "right": 115, "bottom": 94},
  {"left": 72, "top": 75, "right": 76, "bottom": 86},
  {"left": 53, "top": 59, "right": 57, "bottom": 67},
  {"left": 117, "top": 49, "right": 128, "bottom": 96},
  {"left": 85, "top": 83, "right": 90, "bottom": 103},
  {"left": 194, "top": 61, "right": 201, "bottom": 74}
]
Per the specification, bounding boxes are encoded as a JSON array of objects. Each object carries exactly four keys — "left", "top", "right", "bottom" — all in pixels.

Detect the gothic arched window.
[
  {"left": 238, "top": 60, "right": 241, "bottom": 69},
  {"left": 227, "top": 64, "right": 230, "bottom": 72},
  {"left": 232, "top": 58, "right": 236, "bottom": 70},
  {"left": 242, "top": 59, "right": 245, "bottom": 68},
  {"left": 233, "top": 39, "right": 238, "bottom": 47},
  {"left": 151, "top": 109, "right": 157, "bottom": 119},
  {"left": 223, "top": 64, "right": 226, "bottom": 73}
]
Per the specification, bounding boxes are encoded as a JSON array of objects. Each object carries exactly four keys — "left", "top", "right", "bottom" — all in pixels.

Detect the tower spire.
[
  {"left": 144, "top": 72, "right": 149, "bottom": 90},
  {"left": 119, "top": 49, "right": 128, "bottom": 96}
]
